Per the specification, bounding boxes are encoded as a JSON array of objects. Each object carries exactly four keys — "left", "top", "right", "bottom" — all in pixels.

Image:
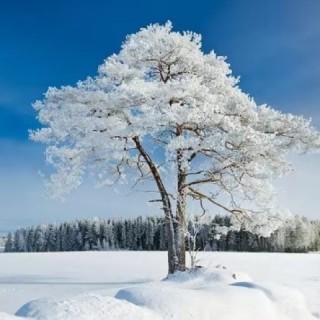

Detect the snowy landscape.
[
  {"left": 1, "top": 2, "right": 320, "bottom": 320},
  {"left": 0, "top": 251, "right": 319, "bottom": 319}
]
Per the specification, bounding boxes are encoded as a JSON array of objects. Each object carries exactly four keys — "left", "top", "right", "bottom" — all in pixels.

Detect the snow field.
[{"left": 0, "top": 251, "right": 319, "bottom": 319}]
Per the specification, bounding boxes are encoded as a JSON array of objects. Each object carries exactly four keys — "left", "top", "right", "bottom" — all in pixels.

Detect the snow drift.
[
  {"left": 0, "top": 312, "right": 30, "bottom": 320},
  {"left": 116, "top": 267, "right": 315, "bottom": 320},
  {"left": 16, "top": 293, "right": 159, "bottom": 320},
  {"left": 15, "top": 267, "right": 315, "bottom": 320}
]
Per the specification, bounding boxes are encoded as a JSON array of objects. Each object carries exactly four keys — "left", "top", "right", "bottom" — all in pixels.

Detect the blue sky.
[{"left": 0, "top": 0, "right": 320, "bottom": 230}]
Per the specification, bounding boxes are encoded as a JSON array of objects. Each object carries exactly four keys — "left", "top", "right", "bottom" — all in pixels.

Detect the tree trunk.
[
  {"left": 166, "top": 211, "right": 178, "bottom": 274},
  {"left": 175, "top": 172, "right": 186, "bottom": 271},
  {"left": 132, "top": 136, "right": 178, "bottom": 274},
  {"left": 175, "top": 126, "right": 187, "bottom": 271}
]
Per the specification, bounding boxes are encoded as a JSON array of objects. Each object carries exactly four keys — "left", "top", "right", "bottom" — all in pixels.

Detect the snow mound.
[
  {"left": 15, "top": 293, "right": 160, "bottom": 320},
  {"left": 13, "top": 267, "right": 315, "bottom": 320},
  {"left": 115, "top": 267, "right": 315, "bottom": 320},
  {"left": 0, "top": 312, "right": 29, "bottom": 319},
  {"left": 165, "top": 265, "right": 252, "bottom": 286}
]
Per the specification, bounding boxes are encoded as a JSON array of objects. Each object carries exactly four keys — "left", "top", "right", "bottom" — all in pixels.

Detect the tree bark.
[
  {"left": 132, "top": 136, "right": 178, "bottom": 274},
  {"left": 175, "top": 126, "right": 187, "bottom": 271},
  {"left": 176, "top": 166, "right": 186, "bottom": 271}
]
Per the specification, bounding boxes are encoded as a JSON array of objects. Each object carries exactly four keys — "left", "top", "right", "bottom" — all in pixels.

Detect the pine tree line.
[
  {"left": 4, "top": 215, "right": 320, "bottom": 253},
  {"left": 0, "top": 235, "right": 6, "bottom": 249}
]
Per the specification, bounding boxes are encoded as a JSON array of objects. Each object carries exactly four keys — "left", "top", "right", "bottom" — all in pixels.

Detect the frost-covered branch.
[{"left": 31, "top": 21, "right": 320, "bottom": 273}]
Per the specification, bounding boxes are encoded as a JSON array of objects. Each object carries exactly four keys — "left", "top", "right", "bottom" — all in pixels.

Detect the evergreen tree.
[
  {"left": 4, "top": 215, "right": 320, "bottom": 254},
  {"left": 4, "top": 232, "right": 13, "bottom": 252},
  {"left": 46, "top": 224, "right": 57, "bottom": 251}
]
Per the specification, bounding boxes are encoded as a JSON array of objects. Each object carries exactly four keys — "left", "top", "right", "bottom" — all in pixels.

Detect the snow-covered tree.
[
  {"left": 186, "top": 213, "right": 212, "bottom": 269},
  {"left": 4, "top": 232, "right": 13, "bottom": 252},
  {"left": 146, "top": 217, "right": 156, "bottom": 250},
  {"left": 25, "top": 227, "right": 35, "bottom": 252},
  {"left": 31, "top": 22, "right": 320, "bottom": 273},
  {"left": 34, "top": 225, "right": 46, "bottom": 252},
  {"left": 46, "top": 224, "right": 57, "bottom": 251}
]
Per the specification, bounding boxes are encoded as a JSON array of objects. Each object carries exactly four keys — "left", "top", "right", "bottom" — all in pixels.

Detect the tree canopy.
[{"left": 31, "top": 22, "right": 320, "bottom": 273}]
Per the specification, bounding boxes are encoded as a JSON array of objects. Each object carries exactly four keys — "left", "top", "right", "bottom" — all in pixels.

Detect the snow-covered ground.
[{"left": 0, "top": 251, "right": 319, "bottom": 319}]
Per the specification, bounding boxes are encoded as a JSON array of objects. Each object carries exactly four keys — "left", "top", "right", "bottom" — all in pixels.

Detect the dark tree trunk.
[{"left": 133, "top": 136, "right": 178, "bottom": 274}]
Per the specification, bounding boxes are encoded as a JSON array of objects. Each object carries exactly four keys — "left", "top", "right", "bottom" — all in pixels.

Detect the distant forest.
[{"left": 4, "top": 215, "right": 320, "bottom": 253}]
